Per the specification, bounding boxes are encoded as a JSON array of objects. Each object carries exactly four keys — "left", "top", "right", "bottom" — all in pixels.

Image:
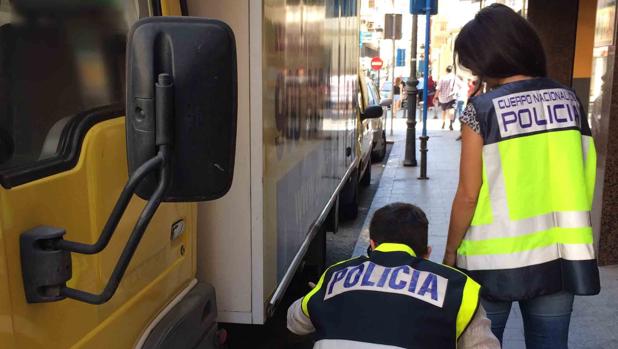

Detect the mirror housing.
[
  {"left": 126, "top": 17, "right": 237, "bottom": 202},
  {"left": 380, "top": 98, "right": 392, "bottom": 107},
  {"left": 361, "top": 105, "right": 383, "bottom": 120}
]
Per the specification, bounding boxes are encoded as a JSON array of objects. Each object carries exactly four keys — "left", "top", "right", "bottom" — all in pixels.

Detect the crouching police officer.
[{"left": 287, "top": 203, "right": 499, "bottom": 348}]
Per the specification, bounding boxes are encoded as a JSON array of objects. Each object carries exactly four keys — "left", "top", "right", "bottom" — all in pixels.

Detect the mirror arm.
[
  {"left": 52, "top": 73, "right": 173, "bottom": 255},
  {"left": 30, "top": 73, "right": 175, "bottom": 304},
  {"left": 60, "top": 146, "right": 170, "bottom": 304},
  {"left": 53, "top": 154, "right": 163, "bottom": 254},
  {"left": 20, "top": 146, "right": 171, "bottom": 304},
  {"left": 156, "top": 73, "right": 174, "bottom": 146}
]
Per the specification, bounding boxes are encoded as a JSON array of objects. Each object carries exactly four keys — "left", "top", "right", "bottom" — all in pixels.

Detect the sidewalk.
[{"left": 352, "top": 114, "right": 618, "bottom": 348}]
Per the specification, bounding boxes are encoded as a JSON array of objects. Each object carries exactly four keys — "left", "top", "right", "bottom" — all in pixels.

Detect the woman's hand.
[{"left": 443, "top": 250, "right": 457, "bottom": 267}]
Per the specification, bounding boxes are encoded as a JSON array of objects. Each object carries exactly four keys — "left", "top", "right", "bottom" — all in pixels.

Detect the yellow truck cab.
[
  {"left": 0, "top": 1, "right": 229, "bottom": 347},
  {"left": 0, "top": 1, "right": 376, "bottom": 347}
]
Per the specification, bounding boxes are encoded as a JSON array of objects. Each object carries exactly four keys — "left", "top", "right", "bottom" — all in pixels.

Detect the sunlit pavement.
[{"left": 354, "top": 111, "right": 618, "bottom": 349}]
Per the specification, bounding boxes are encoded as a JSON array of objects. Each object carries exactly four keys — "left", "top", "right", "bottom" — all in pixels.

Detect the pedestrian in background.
[
  {"left": 433, "top": 66, "right": 456, "bottom": 130},
  {"left": 454, "top": 75, "right": 467, "bottom": 122},
  {"left": 454, "top": 75, "right": 467, "bottom": 141},
  {"left": 393, "top": 77, "right": 402, "bottom": 117},
  {"left": 417, "top": 73, "right": 425, "bottom": 106},
  {"left": 444, "top": 4, "right": 600, "bottom": 348},
  {"left": 399, "top": 80, "right": 407, "bottom": 116},
  {"left": 288, "top": 203, "right": 500, "bottom": 349},
  {"left": 426, "top": 73, "right": 437, "bottom": 119}
]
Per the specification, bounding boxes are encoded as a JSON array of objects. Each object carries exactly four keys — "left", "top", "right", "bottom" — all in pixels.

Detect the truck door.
[{"left": 0, "top": 1, "right": 195, "bottom": 348}]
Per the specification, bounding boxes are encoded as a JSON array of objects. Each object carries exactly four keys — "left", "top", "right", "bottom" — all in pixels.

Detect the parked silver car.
[{"left": 361, "top": 77, "right": 387, "bottom": 162}]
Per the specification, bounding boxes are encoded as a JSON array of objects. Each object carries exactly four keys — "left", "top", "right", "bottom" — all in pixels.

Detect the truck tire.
[
  {"left": 324, "top": 196, "right": 339, "bottom": 234},
  {"left": 304, "top": 227, "right": 327, "bottom": 279},
  {"left": 339, "top": 170, "right": 359, "bottom": 221},
  {"left": 360, "top": 161, "right": 371, "bottom": 187}
]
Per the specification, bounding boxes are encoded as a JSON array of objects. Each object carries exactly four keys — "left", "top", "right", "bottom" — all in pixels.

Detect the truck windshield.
[{"left": 0, "top": 0, "right": 149, "bottom": 173}]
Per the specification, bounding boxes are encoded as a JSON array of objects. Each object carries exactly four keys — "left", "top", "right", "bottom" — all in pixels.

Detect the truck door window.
[{"left": 0, "top": 0, "right": 151, "bottom": 185}]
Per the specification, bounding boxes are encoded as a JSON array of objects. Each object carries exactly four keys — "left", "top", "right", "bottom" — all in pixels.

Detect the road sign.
[
  {"left": 360, "top": 31, "right": 374, "bottom": 43},
  {"left": 384, "top": 14, "right": 402, "bottom": 40},
  {"left": 410, "top": 0, "right": 438, "bottom": 15},
  {"left": 396, "top": 49, "right": 406, "bottom": 67},
  {"left": 370, "top": 57, "right": 383, "bottom": 70}
]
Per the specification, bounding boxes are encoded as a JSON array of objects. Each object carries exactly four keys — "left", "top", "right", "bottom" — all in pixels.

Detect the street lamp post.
[
  {"left": 418, "top": 0, "right": 431, "bottom": 180},
  {"left": 390, "top": 13, "right": 396, "bottom": 136},
  {"left": 403, "top": 14, "right": 418, "bottom": 167}
]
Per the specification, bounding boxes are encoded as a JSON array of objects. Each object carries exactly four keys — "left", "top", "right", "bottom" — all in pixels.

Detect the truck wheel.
[
  {"left": 324, "top": 196, "right": 339, "bottom": 234},
  {"left": 339, "top": 171, "right": 359, "bottom": 221},
  {"left": 304, "top": 227, "right": 327, "bottom": 279},
  {"left": 360, "top": 161, "right": 371, "bottom": 187}
]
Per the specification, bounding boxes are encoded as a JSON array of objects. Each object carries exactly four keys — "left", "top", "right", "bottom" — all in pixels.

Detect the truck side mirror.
[
  {"left": 20, "top": 17, "right": 238, "bottom": 305},
  {"left": 361, "top": 105, "right": 383, "bottom": 120},
  {"left": 126, "top": 17, "right": 237, "bottom": 202}
]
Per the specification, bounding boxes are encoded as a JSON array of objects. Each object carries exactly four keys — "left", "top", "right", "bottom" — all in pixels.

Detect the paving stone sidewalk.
[{"left": 352, "top": 115, "right": 618, "bottom": 349}]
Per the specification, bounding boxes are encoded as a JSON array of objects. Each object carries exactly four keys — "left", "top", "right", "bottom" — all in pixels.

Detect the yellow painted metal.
[
  {"left": 160, "top": 0, "right": 183, "bottom": 16},
  {"left": 0, "top": 118, "right": 196, "bottom": 348}
]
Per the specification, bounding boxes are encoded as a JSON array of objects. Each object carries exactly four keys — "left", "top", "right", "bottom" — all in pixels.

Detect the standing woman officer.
[{"left": 444, "top": 4, "right": 600, "bottom": 348}]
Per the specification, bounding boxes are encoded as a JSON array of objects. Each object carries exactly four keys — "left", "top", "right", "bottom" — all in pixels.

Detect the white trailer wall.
[
  {"left": 188, "top": 0, "right": 260, "bottom": 323},
  {"left": 188, "top": 0, "right": 358, "bottom": 324}
]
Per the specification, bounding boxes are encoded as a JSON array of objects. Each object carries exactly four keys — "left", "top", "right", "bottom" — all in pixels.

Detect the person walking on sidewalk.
[
  {"left": 434, "top": 66, "right": 457, "bottom": 130},
  {"left": 454, "top": 76, "right": 468, "bottom": 141},
  {"left": 417, "top": 74, "right": 424, "bottom": 106},
  {"left": 399, "top": 79, "right": 407, "bottom": 116},
  {"left": 288, "top": 203, "right": 500, "bottom": 349},
  {"left": 454, "top": 75, "right": 467, "bottom": 122},
  {"left": 444, "top": 4, "right": 600, "bottom": 349},
  {"left": 393, "top": 77, "right": 402, "bottom": 118},
  {"left": 426, "top": 73, "right": 438, "bottom": 119}
]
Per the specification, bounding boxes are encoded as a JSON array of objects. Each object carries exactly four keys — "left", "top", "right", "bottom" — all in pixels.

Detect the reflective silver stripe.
[
  {"left": 315, "top": 339, "right": 405, "bottom": 349},
  {"left": 467, "top": 211, "right": 591, "bottom": 241},
  {"left": 457, "top": 243, "right": 595, "bottom": 271},
  {"left": 482, "top": 143, "right": 509, "bottom": 222}
]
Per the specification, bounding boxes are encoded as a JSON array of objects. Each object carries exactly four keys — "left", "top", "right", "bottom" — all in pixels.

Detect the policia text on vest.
[
  {"left": 458, "top": 78, "right": 600, "bottom": 301},
  {"left": 325, "top": 260, "right": 447, "bottom": 307},
  {"left": 494, "top": 88, "right": 580, "bottom": 138},
  {"left": 287, "top": 243, "right": 500, "bottom": 349}
]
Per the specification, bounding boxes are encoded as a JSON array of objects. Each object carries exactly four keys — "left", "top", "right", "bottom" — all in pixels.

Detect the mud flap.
[{"left": 141, "top": 283, "right": 219, "bottom": 349}]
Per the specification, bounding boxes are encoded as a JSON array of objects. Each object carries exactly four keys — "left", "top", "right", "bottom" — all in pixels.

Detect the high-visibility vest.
[
  {"left": 457, "top": 78, "right": 600, "bottom": 301},
  {"left": 304, "top": 243, "right": 481, "bottom": 348}
]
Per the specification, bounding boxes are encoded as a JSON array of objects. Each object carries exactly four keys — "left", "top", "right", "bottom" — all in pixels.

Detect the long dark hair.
[{"left": 454, "top": 4, "right": 547, "bottom": 84}]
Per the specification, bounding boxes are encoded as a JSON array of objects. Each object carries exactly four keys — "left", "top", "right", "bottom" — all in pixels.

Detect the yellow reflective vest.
[{"left": 458, "top": 78, "right": 600, "bottom": 301}]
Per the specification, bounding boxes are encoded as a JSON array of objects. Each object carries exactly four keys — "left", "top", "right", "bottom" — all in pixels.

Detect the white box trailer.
[{"left": 185, "top": 0, "right": 367, "bottom": 324}]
